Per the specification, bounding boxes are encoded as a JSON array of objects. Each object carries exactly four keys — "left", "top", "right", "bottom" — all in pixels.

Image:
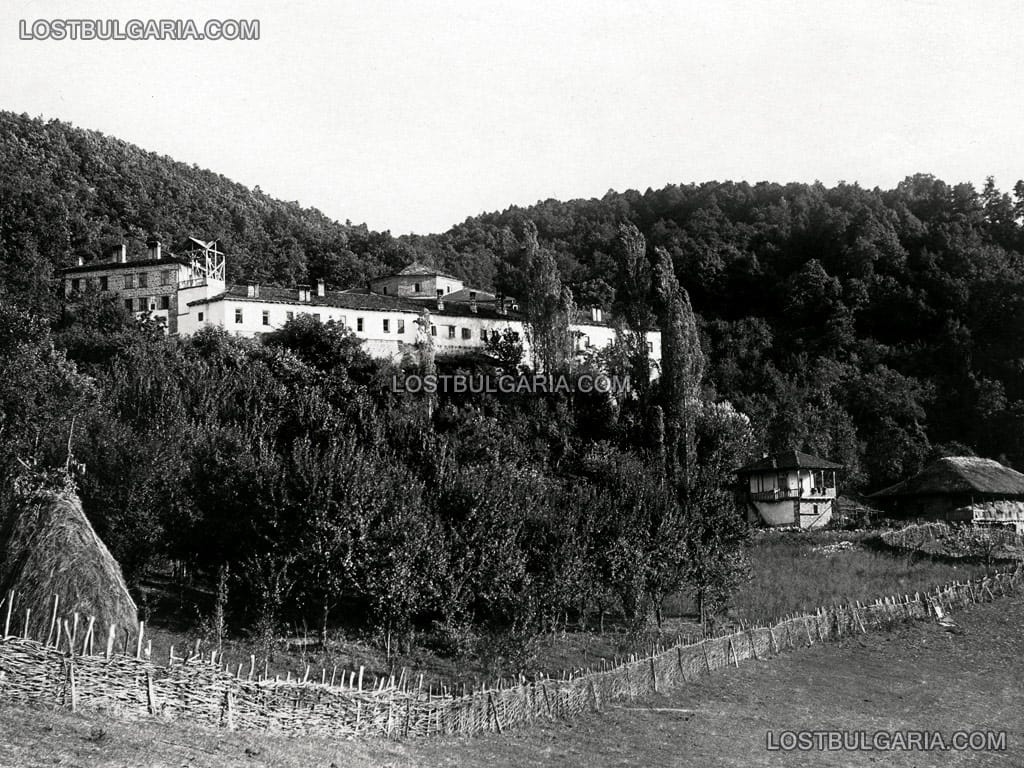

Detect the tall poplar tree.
[
  {"left": 614, "top": 223, "right": 654, "bottom": 391},
  {"left": 521, "top": 221, "right": 574, "bottom": 373},
  {"left": 653, "top": 246, "right": 704, "bottom": 487}
]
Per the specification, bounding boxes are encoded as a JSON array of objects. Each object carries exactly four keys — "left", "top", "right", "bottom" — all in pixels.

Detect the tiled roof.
[
  {"left": 443, "top": 288, "right": 498, "bottom": 303},
  {"left": 61, "top": 257, "right": 189, "bottom": 275},
  {"left": 419, "top": 302, "right": 523, "bottom": 321},
  {"left": 189, "top": 284, "right": 524, "bottom": 321},
  {"left": 373, "top": 262, "right": 460, "bottom": 281},
  {"left": 397, "top": 261, "right": 437, "bottom": 276},
  {"left": 736, "top": 450, "right": 844, "bottom": 474},
  {"left": 189, "top": 284, "right": 424, "bottom": 312},
  {"left": 870, "top": 456, "right": 1024, "bottom": 498}
]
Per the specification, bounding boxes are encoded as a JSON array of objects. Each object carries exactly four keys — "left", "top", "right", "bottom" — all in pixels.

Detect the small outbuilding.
[
  {"left": 737, "top": 450, "right": 843, "bottom": 529},
  {"left": 868, "top": 456, "right": 1024, "bottom": 533}
]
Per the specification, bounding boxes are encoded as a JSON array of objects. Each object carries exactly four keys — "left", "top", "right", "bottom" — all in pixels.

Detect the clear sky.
[{"left": 1, "top": 1, "right": 1022, "bottom": 234}]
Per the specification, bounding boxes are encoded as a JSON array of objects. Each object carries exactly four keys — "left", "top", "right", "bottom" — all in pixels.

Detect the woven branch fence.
[
  {"left": 1, "top": 567, "right": 1022, "bottom": 739},
  {"left": 881, "top": 522, "right": 1024, "bottom": 554}
]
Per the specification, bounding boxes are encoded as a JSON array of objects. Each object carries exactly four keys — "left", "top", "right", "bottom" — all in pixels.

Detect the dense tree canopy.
[{"left": 4, "top": 111, "right": 1024, "bottom": 660}]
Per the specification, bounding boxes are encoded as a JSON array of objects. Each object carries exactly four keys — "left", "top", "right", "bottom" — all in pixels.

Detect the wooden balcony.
[
  {"left": 751, "top": 487, "right": 835, "bottom": 502},
  {"left": 751, "top": 489, "right": 801, "bottom": 502}
]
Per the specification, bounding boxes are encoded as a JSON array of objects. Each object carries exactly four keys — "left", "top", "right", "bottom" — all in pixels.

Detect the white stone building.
[
  {"left": 737, "top": 450, "right": 843, "bottom": 529},
  {"left": 62, "top": 240, "right": 662, "bottom": 368}
]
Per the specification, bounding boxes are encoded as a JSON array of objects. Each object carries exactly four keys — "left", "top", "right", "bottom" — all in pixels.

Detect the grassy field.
[
  {"left": 660, "top": 529, "right": 1000, "bottom": 628},
  {"left": 728, "top": 529, "right": 1001, "bottom": 623},
  {"left": 1, "top": 592, "right": 1020, "bottom": 767}
]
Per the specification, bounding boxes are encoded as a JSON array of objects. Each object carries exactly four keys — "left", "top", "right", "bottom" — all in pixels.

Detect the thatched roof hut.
[
  {"left": 0, "top": 490, "right": 137, "bottom": 637},
  {"left": 870, "top": 456, "right": 1024, "bottom": 532},
  {"left": 872, "top": 456, "right": 1024, "bottom": 498}
]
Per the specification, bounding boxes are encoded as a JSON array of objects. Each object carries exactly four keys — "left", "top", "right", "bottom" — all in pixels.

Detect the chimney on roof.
[
  {"left": 247, "top": 284, "right": 260, "bottom": 298},
  {"left": 316, "top": 278, "right": 326, "bottom": 297},
  {"left": 591, "top": 306, "right": 601, "bottom": 322},
  {"left": 76, "top": 255, "right": 84, "bottom": 267},
  {"left": 146, "top": 238, "right": 161, "bottom": 261},
  {"left": 298, "top": 285, "right": 311, "bottom": 302},
  {"left": 469, "top": 290, "right": 478, "bottom": 313},
  {"left": 496, "top": 292, "right": 506, "bottom": 315},
  {"left": 435, "top": 288, "right": 444, "bottom": 311},
  {"left": 112, "top": 244, "right": 127, "bottom": 264}
]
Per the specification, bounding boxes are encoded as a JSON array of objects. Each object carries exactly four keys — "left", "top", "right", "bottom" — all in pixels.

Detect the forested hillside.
[
  {"left": 0, "top": 111, "right": 408, "bottom": 301},
  {"left": 4, "top": 111, "right": 1024, "bottom": 488}
]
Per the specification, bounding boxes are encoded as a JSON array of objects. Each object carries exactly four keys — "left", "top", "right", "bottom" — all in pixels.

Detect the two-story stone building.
[
  {"left": 62, "top": 237, "right": 224, "bottom": 335},
  {"left": 737, "top": 450, "right": 843, "bottom": 529}
]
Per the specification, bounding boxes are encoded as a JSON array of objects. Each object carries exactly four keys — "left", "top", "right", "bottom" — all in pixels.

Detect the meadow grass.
[{"left": 727, "top": 530, "right": 1000, "bottom": 624}]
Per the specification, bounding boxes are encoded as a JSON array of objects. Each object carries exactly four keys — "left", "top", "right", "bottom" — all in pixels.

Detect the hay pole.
[
  {"left": 105, "top": 624, "right": 116, "bottom": 659},
  {"left": 22, "top": 608, "right": 30, "bottom": 640},
  {"left": 135, "top": 621, "right": 144, "bottom": 659}
]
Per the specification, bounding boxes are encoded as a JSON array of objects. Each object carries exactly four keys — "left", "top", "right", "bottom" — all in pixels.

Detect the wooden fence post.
[
  {"left": 46, "top": 595, "right": 59, "bottom": 647},
  {"left": 146, "top": 673, "right": 158, "bottom": 715},
  {"left": 224, "top": 689, "right": 234, "bottom": 730},
  {"left": 68, "top": 662, "right": 78, "bottom": 713},
  {"left": 488, "top": 692, "right": 503, "bottom": 734},
  {"left": 2, "top": 591, "right": 12, "bottom": 638},
  {"left": 82, "top": 617, "right": 95, "bottom": 656}
]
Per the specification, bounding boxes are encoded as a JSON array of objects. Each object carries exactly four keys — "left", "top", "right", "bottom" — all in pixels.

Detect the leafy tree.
[{"left": 484, "top": 327, "right": 525, "bottom": 374}]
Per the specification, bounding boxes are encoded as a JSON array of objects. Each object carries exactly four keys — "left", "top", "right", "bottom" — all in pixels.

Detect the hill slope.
[
  {"left": 4, "top": 111, "right": 1024, "bottom": 485},
  {"left": 0, "top": 111, "right": 413, "bottom": 298}
]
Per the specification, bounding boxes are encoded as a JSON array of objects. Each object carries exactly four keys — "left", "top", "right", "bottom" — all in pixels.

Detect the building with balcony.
[{"left": 737, "top": 450, "right": 843, "bottom": 529}]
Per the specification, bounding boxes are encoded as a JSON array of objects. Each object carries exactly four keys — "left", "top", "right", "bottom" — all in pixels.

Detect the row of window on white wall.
[{"left": 230, "top": 308, "right": 497, "bottom": 340}]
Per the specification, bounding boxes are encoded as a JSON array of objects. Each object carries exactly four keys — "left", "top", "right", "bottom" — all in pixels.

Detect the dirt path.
[{"left": 2, "top": 596, "right": 1022, "bottom": 767}]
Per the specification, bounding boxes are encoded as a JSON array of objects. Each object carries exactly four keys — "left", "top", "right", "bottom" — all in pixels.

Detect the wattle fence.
[
  {"left": 1, "top": 568, "right": 1021, "bottom": 738},
  {"left": 881, "top": 521, "right": 1024, "bottom": 555}
]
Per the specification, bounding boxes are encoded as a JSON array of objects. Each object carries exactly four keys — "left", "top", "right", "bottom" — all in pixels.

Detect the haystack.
[{"left": 0, "top": 490, "right": 137, "bottom": 637}]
